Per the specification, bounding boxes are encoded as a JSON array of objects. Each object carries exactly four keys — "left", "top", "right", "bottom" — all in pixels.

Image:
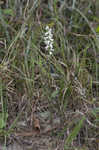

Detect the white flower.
[
  {"left": 44, "top": 40, "right": 50, "bottom": 45},
  {"left": 43, "top": 25, "right": 54, "bottom": 55},
  {"left": 49, "top": 51, "right": 53, "bottom": 55},
  {"left": 45, "top": 25, "right": 49, "bottom": 30},
  {"left": 45, "top": 45, "right": 49, "bottom": 50},
  {"left": 50, "top": 38, "right": 54, "bottom": 42}
]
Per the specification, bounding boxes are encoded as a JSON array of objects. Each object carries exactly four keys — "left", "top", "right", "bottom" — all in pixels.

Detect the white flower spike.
[{"left": 43, "top": 25, "right": 54, "bottom": 55}]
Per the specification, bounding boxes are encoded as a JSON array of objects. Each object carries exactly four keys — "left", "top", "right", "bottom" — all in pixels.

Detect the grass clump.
[{"left": 0, "top": 0, "right": 99, "bottom": 150}]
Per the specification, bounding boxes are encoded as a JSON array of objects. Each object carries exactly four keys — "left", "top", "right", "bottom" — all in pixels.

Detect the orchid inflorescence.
[{"left": 43, "top": 25, "right": 54, "bottom": 55}]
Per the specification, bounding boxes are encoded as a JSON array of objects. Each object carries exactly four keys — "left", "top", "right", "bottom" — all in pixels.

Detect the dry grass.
[{"left": 0, "top": 0, "right": 99, "bottom": 150}]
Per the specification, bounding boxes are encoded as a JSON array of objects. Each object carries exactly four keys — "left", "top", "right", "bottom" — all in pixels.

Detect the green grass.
[{"left": 0, "top": 0, "right": 99, "bottom": 149}]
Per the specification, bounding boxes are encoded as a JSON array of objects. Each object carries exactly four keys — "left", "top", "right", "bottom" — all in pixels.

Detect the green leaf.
[
  {"left": 65, "top": 116, "right": 85, "bottom": 146},
  {"left": 3, "top": 9, "right": 14, "bottom": 16},
  {"left": 96, "top": 26, "right": 99, "bottom": 33},
  {"left": 0, "top": 112, "right": 8, "bottom": 129},
  {"left": 51, "top": 90, "right": 59, "bottom": 98}
]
